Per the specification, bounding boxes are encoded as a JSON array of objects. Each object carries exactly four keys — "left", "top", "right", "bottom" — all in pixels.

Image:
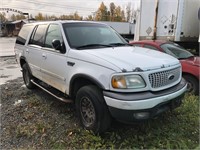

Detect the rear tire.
[
  {"left": 22, "top": 63, "right": 36, "bottom": 89},
  {"left": 75, "top": 85, "right": 111, "bottom": 134},
  {"left": 183, "top": 74, "right": 199, "bottom": 95}
]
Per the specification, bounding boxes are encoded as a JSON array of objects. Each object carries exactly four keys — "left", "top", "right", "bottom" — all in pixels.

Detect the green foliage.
[
  {"left": 50, "top": 94, "right": 199, "bottom": 149},
  {"left": 3, "top": 79, "right": 199, "bottom": 149}
]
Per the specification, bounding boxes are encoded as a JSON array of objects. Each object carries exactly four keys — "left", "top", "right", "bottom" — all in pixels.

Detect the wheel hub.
[{"left": 80, "top": 97, "right": 96, "bottom": 127}]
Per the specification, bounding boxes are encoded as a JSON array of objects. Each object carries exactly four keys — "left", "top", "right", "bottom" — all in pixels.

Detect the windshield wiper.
[
  {"left": 75, "top": 44, "right": 113, "bottom": 50},
  {"left": 109, "top": 43, "right": 131, "bottom": 46}
]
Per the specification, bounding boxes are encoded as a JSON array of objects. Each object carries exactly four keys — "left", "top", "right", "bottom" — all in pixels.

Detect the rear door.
[
  {"left": 41, "top": 23, "right": 67, "bottom": 93},
  {"left": 26, "top": 24, "right": 48, "bottom": 80}
]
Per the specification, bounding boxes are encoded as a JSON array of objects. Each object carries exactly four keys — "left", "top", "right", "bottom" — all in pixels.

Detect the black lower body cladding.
[{"left": 103, "top": 78, "right": 187, "bottom": 122}]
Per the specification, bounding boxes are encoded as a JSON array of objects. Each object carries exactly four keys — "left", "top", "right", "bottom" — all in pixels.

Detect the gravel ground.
[{"left": 0, "top": 57, "right": 78, "bottom": 149}]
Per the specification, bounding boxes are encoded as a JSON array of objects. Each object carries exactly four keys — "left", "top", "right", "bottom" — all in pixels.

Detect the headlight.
[{"left": 111, "top": 75, "right": 146, "bottom": 89}]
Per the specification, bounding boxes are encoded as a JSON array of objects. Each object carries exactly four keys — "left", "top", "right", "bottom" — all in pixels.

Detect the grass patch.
[
  {"left": 50, "top": 94, "right": 199, "bottom": 149},
  {"left": 4, "top": 91, "right": 199, "bottom": 149}
]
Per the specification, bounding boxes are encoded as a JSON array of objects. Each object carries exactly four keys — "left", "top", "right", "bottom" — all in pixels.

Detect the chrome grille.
[{"left": 148, "top": 67, "right": 181, "bottom": 88}]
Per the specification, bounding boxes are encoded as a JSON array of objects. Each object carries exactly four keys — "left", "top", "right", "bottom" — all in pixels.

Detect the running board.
[{"left": 31, "top": 79, "right": 73, "bottom": 103}]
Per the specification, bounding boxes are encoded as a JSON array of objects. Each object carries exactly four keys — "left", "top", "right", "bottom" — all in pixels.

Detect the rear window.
[{"left": 16, "top": 25, "right": 34, "bottom": 45}]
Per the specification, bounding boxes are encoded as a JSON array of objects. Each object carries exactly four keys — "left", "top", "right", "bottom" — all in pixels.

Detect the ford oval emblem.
[{"left": 168, "top": 74, "right": 175, "bottom": 80}]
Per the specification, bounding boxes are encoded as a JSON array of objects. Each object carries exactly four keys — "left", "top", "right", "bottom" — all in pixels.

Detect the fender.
[{"left": 69, "top": 73, "right": 105, "bottom": 97}]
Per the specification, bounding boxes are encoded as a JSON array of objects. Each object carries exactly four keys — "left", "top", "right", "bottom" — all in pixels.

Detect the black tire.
[
  {"left": 22, "top": 63, "right": 36, "bottom": 89},
  {"left": 75, "top": 85, "right": 111, "bottom": 134},
  {"left": 183, "top": 74, "right": 199, "bottom": 95}
]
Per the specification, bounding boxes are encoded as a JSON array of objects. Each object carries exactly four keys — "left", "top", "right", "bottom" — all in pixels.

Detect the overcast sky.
[{"left": 1, "top": 0, "right": 140, "bottom": 19}]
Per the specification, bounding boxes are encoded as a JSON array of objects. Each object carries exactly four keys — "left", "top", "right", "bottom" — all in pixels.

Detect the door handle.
[
  {"left": 26, "top": 49, "right": 29, "bottom": 53},
  {"left": 42, "top": 54, "right": 47, "bottom": 59}
]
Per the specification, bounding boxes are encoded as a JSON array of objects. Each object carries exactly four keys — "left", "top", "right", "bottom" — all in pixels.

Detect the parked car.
[
  {"left": 129, "top": 40, "right": 199, "bottom": 95},
  {"left": 15, "top": 21, "right": 187, "bottom": 133}
]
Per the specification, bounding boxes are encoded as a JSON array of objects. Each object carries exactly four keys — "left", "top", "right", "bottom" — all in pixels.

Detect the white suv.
[{"left": 15, "top": 21, "right": 187, "bottom": 133}]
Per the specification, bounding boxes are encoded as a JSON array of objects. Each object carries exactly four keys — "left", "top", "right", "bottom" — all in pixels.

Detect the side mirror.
[{"left": 52, "top": 39, "right": 61, "bottom": 51}]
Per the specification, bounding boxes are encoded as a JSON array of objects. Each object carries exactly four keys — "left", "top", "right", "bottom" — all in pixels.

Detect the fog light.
[{"left": 133, "top": 112, "right": 150, "bottom": 119}]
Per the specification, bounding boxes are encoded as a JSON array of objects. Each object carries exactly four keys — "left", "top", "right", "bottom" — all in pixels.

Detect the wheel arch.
[
  {"left": 20, "top": 56, "right": 26, "bottom": 68},
  {"left": 69, "top": 74, "right": 105, "bottom": 99},
  {"left": 182, "top": 72, "right": 198, "bottom": 81},
  {"left": 20, "top": 56, "right": 32, "bottom": 75}
]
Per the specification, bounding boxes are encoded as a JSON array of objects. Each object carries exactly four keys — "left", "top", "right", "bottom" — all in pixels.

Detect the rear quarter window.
[{"left": 16, "top": 25, "right": 34, "bottom": 45}]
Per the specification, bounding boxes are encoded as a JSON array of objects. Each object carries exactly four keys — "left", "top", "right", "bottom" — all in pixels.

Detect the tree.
[
  {"left": 11, "top": 14, "right": 16, "bottom": 21},
  {"left": 15, "top": 14, "right": 26, "bottom": 20},
  {"left": 49, "top": 15, "right": 58, "bottom": 20},
  {"left": 110, "top": 2, "right": 116, "bottom": 21},
  {"left": 35, "top": 12, "right": 44, "bottom": 20},
  {"left": 60, "top": 15, "right": 69, "bottom": 20},
  {"left": 0, "top": 12, "right": 7, "bottom": 22},
  {"left": 126, "top": 3, "right": 131, "bottom": 22},
  {"left": 73, "top": 11, "right": 83, "bottom": 20},
  {"left": 115, "top": 6, "right": 122, "bottom": 22},
  {"left": 85, "top": 15, "right": 93, "bottom": 21},
  {"left": 93, "top": 2, "right": 132, "bottom": 22},
  {"left": 95, "top": 2, "right": 109, "bottom": 21},
  {"left": 121, "top": 10, "right": 126, "bottom": 22}
]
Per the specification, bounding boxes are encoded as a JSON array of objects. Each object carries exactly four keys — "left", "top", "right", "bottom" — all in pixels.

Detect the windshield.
[
  {"left": 160, "top": 43, "right": 194, "bottom": 59},
  {"left": 63, "top": 22, "right": 127, "bottom": 49}
]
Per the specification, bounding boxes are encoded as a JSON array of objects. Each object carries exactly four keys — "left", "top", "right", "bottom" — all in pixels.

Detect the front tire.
[
  {"left": 22, "top": 63, "right": 36, "bottom": 89},
  {"left": 183, "top": 74, "right": 199, "bottom": 95},
  {"left": 75, "top": 85, "right": 111, "bottom": 134}
]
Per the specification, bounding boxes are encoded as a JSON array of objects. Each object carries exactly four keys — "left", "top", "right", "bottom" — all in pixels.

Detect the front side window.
[
  {"left": 29, "top": 24, "right": 48, "bottom": 46},
  {"left": 160, "top": 43, "right": 194, "bottom": 59},
  {"left": 45, "top": 24, "right": 63, "bottom": 49},
  {"left": 63, "top": 23, "right": 127, "bottom": 50}
]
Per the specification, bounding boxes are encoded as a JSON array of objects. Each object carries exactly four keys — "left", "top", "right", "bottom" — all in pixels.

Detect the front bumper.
[{"left": 103, "top": 78, "right": 187, "bottom": 122}]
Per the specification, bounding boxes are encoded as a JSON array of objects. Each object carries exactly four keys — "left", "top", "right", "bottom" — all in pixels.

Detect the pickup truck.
[{"left": 15, "top": 21, "right": 187, "bottom": 133}]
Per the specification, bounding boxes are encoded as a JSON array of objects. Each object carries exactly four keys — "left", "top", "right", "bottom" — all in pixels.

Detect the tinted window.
[
  {"left": 29, "top": 24, "right": 48, "bottom": 46},
  {"left": 161, "top": 43, "right": 193, "bottom": 59},
  {"left": 144, "top": 44, "right": 159, "bottom": 50},
  {"left": 16, "top": 25, "right": 34, "bottom": 45},
  {"left": 45, "top": 24, "right": 63, "bottom": 48},
  {"left": 63, "top": 23, "right": 126, "bottom": 49}
]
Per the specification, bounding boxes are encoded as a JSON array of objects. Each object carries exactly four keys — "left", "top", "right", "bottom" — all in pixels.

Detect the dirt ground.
[
  {"left": 0, "top": 57, "right": 78, "bottom": 149},
  {"left": 0, "top": 57, "right": 199, "bottom": 149}
]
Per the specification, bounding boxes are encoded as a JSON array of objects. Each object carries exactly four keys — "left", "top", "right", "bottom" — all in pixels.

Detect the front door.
[{"left": 41, "top": 24, "right": 67, "bottom": 93}]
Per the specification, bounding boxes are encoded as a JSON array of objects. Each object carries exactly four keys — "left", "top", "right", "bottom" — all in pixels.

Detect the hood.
[
  {"left": 84, "top": 47, "right": 179, "bottom": 71},
  {"left": 180, "top": 56, "right": 200, "bottom": 67}
]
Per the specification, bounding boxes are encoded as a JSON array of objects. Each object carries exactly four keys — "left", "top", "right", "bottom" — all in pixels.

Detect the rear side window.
[
  {"left": 16, "top": 25, "right": 34, "bottom": 45},
  {"left": 29, "top": 24, "right": 48, "bottom": 46}
]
